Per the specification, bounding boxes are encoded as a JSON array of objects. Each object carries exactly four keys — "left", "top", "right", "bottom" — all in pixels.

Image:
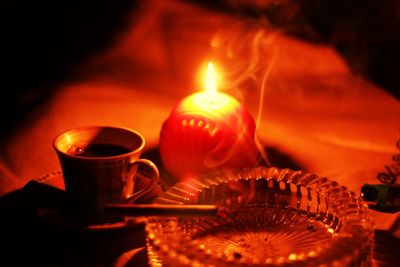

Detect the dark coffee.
[{"left": 68, "top": 143, "right": 131, "bottom": 157}]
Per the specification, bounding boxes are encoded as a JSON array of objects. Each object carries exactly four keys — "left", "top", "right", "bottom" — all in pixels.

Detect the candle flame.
[{"left": 205, "top": 62, "right": 217, "bottom": 95}]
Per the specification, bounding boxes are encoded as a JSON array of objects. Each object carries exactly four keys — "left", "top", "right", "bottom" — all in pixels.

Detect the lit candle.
[{"left": 159, "top": 62, "right": 259, "bottom": 180}]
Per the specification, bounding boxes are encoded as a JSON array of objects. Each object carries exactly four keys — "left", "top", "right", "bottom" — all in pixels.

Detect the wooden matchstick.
[{"left": 104, "top": 203, "right": 220, "bottom": 217}]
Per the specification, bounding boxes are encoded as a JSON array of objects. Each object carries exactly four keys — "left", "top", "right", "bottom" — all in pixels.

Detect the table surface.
[{"left": 0, "top": 0, "right": 399, "bottom": 266}]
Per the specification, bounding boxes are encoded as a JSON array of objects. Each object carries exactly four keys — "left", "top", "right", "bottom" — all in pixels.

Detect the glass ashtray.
[{"left": 145, "top": 167, "right": 374, "bottom": 266}]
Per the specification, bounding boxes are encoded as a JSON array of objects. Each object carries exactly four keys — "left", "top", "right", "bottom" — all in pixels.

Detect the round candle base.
[{"left": 159, "top": 92, "right": 259, "bottom": 180}]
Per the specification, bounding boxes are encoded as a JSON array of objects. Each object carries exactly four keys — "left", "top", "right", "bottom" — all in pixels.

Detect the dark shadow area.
[
  {"left": 0, "top": 0, "right": 139, "bottom": 144},
  {"left": 264, "top": 146, "right": 304, "bottom": 171},
  {"left": 373, "top": 229, "right": 400, "bottom": 266},
  {"left": 121, "top": 248, "right": 149, "bottom": 267},
  {"left": 143, "top": 145, "right": 305, "bottom": 189},
  {"left": 188, "top": 0, "right": 400, "bottom": 99},
  {"left": 367, "top": 204, "right": 400, "bottom": 214},
  {"left": 0, "top": 179, "right": 148, "bottom": 267},
  {"left": 302, "top": 0, "right": 400, "bottom": 100}
]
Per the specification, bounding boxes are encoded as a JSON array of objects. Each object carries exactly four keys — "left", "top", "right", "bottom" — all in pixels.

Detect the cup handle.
[{"left": 126, "top": 159, "right": 160, "bottom": 203}]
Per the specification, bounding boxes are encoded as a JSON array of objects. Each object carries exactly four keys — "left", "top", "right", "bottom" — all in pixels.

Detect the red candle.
[{"left": 159, "top": 62, "right": 259, "bottom": 180}]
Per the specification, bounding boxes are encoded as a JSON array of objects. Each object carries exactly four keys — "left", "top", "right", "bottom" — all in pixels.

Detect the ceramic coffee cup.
[{"left": 53, "top": 126, "right": 160, "bottom": 223}]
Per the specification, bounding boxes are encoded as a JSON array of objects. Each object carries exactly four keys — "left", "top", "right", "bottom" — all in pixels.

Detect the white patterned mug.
[{"left": 53, "top": 126, "right": 159, "bottom": 222}]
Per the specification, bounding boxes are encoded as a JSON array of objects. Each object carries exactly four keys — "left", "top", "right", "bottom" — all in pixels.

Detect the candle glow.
[
  {"left": 205, "top": 62, "right": 217, "bottom": 96},
  {"left": 180, "top": 62, "right": 237, "bottom": 117},
  {"left": 159, "top": 61, "right": 259, "bottom": 180}
]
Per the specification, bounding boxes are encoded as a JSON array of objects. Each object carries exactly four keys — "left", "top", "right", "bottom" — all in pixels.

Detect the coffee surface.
[{"left": 69, "top": 143, "right": 131, "bottom": 157}]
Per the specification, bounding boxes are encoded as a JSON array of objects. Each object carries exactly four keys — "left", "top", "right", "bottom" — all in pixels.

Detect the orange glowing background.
[
  {"left": 0, "top": 2, "right": 398, "bottom": 267},
  {"left": 0, "top": 0, "right": 398, "bottom": 234}
]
